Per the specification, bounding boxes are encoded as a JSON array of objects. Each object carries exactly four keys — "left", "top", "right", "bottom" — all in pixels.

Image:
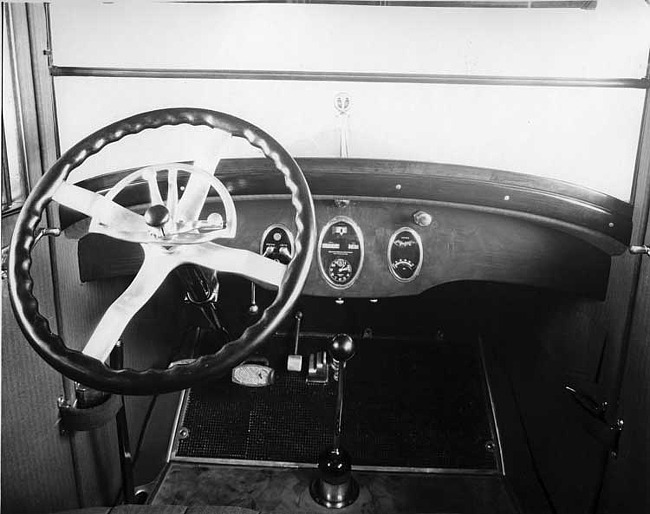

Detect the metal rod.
[
  {"left": 334, "top": 360, "right": 346, "bottom": 448},
  {"left": 178, "top": 0, "right": 597, "bottom": 8},
  {"left": 110, "top": 342, "right": 136, "bottom": 504},
  {"left": 293, "top": 312, "right": 302, "bottom": 354},
  {"left": 50, "top": 66, "right": 650, "bottom": 90}
]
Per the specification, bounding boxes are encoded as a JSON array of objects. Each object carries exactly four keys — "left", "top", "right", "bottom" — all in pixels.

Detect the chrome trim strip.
[
  {"left": 387, "top": 227, "right": 424, "bottom": 283},
  {"left": 317, "top": 215, "right": 365, "bottom": 290},
  {"left": 478, "top": 335, "right": 506, "bottom": 476},
  {"left": 166, "top": 388, "right": 191, "bottom": 463},
  {"left": 170, "top": 455, "right": 500, "bottom": 475},
  {"left": 50, "top": 66, "right": 649, "bottom": 90}
]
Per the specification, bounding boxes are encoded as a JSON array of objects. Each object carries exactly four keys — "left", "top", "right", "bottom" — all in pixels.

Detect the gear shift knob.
[{"left": 329, "top": 334, "right": 355, "bottom": 363}]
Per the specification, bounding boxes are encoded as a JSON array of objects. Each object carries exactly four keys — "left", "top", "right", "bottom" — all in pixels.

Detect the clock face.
[{"left": 318, "top": 217, "right": 364, "bottom": 290}]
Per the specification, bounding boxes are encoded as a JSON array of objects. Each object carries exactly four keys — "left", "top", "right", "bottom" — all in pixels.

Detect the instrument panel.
[
  {"left": 260, "top": 215, "right": 427, "bottom": 292},
  {"left": 318, "top": 216, "right": 364, "bottom": 289}
]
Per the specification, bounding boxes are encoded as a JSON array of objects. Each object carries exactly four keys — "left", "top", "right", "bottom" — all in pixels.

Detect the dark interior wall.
[
  {"left": 2, "top": 216, "right": 79, "bottom": 513},
  {"left": 49, "top": 232, "right": 191, "bottom": 503},
  {"left": 601, "top": 229, "right": 650, "bottom": 514},
  {"left": 481, "top": 292, "right": 612, "bottom": 514},
  {"left": 2, "top": 228, "right": 188, "bottom": 513},
  {"left": 2, "top": 3, "right": 82, "bottom": 511},
  {"left": 599, "top": 97, "right": 650, "bottom": 513}
]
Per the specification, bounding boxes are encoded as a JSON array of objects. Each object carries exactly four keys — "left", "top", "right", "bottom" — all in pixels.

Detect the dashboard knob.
[{"left": 412, "top": 210, "right": 432, "bottom": 227}]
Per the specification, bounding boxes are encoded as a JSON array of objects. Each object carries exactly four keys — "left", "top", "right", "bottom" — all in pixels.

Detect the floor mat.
[{"left": 172, "top": 334, "right": 499, "bottom": 471}]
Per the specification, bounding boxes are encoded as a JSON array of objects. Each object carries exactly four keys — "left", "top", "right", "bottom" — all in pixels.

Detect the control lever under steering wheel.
[{"left": 8, "top": 108, "right": 316, "bottom": 395}]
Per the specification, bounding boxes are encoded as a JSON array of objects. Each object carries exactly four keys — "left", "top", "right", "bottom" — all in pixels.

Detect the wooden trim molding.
[{"left": 61, "top": 158, "right": 633, "bottom": 254}]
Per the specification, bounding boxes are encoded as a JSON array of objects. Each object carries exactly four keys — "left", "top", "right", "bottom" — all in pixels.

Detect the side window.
[{"left": 2, "top": 4, "right": 29, "bottom": 215}]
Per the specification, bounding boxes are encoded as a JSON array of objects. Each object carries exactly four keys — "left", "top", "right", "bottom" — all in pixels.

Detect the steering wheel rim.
[{"left": 8, "top": 107, "right": 316, "bottom": 395}]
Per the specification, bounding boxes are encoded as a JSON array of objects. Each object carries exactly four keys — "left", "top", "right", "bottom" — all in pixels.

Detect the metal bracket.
[
  {"left": 565, "top": 385, "right": 624, "bottom": 456},
  {"left": 1, "top": 246, "right": 9, "bottom": 280},
  {"left": 1, "top": 228, "right": 60, "bottom": 280},
  {"left": 57, "top": 396, "right": 72, "bottom": 435},
  {"left": 33, "top": 227, "right": 61, "bottom": 246},
  {"left": 629, "top": 245, "right": 650, "bottom": 257}
]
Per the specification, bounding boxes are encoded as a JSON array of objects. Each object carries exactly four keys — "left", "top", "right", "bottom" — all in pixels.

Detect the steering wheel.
[{"left": 8, "top": 108, "right": 316, "bottom": 395}]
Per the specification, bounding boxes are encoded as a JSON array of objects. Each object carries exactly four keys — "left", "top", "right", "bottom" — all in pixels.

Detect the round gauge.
[
  {"left": 328, "top": 258, "right": 353, "bottom": 284},
  {"left": 388, "top": 227, "right": 423, "bottom": 282},
  {"left": 318, "top": 216, "right": 364, "bottom": 290}
]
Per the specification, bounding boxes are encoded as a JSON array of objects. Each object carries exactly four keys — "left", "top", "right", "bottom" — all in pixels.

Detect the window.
[
  {"left": 2, "top": 4, "right": 29, "bottom": 215},
  {"left": 49, "top": 1, "right": 650, "bottom": 201}
]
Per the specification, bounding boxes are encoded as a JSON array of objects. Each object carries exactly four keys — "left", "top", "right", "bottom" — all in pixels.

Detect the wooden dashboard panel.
[
  {"left": 77, "top": 196, "right": 610, "bottom": 299},
  {"left": 70, "top": 157, "right": 628, "bottom": 300}
]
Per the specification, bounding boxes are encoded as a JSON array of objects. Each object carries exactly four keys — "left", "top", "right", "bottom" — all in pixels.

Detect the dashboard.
[{"left": 67, "top": 158, "right": 632, "bottom": 301}]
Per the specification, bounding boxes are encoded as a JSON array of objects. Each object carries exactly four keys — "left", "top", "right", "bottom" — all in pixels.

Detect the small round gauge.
[
  {"left": 328, "top": 258, "right": 353, "bottom": 284},
  {"left": 388, "top": 227, "right": 423, "bottom": 282}
]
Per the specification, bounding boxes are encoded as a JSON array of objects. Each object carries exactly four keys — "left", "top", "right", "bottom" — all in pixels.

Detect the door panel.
[
  {"left": 601, "top": 220, "right": 650, "bottom": 513},
  {"left": 1, "top": 214, "right": 79, "bottom": 513}
]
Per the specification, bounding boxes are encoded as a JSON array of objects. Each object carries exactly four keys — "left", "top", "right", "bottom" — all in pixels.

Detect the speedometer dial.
[{"left": 318, "top": 217, "right": 364, "bottom": 289}]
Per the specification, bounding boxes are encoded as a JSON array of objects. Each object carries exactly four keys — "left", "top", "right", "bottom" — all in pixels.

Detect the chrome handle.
[{"left": 629, "top": 245, "right": 650, "bottom": 257}]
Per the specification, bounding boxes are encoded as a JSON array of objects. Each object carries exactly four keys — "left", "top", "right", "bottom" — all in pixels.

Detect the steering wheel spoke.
[
  {"left": 82, "top": 248, "right": 176, "bottom": 363},
  {"left": 53, "top": 181, "right": 150, "bottom": 236},
  {"left": 180, "top": 242, "right": 286, "bottom": 289},
  {"left": 176, "top": 130, "right": 232, "bottom": 223},
  {"left": 144, "top": 169, "right": 164, "bottom": 206}
]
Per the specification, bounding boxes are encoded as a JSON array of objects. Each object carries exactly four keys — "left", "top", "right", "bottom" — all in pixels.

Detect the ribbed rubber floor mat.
[{"left": 174, "top": 335, "right": 498, "bottom": 471}]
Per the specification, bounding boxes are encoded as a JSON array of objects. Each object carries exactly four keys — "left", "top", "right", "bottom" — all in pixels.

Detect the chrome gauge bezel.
[
  {"left": 387, "top": 227, "right": 424, "bottom": 283},
  {"left": 260, "top": 223, "right": 295, "bottom": 257},
  {"left": 318, "top": 216, "right": 365, "bottom": 290}
]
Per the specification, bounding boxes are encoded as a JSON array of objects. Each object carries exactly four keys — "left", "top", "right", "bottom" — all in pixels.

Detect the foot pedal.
[
  {"left": 287, "top": 311, "right": 303, "bottom": 372},
  {"left": 307, "top": 351, "right": 329, "bottom": 384},
  {"left": 232, "top": 357, "right": 275, "bottom": 387}
]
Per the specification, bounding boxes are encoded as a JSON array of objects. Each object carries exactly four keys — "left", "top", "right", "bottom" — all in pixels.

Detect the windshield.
[{"left": 51, "top": 0, "right": 650, "bottom": 201}]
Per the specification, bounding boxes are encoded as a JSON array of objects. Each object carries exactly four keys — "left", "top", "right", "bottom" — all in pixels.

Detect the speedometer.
[{"left": 318, "top": 217, "right": 364, "bottom": 289}]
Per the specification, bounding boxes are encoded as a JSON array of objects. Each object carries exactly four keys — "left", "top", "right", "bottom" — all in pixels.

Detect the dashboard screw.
[{"left": 179, "top": 427, "right": 190, "bottom": 440}]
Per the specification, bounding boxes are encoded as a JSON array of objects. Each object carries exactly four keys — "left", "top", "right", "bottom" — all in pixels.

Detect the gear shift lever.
[{"left": 310, "top": 334, "right": 359, "bottom": 509}]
